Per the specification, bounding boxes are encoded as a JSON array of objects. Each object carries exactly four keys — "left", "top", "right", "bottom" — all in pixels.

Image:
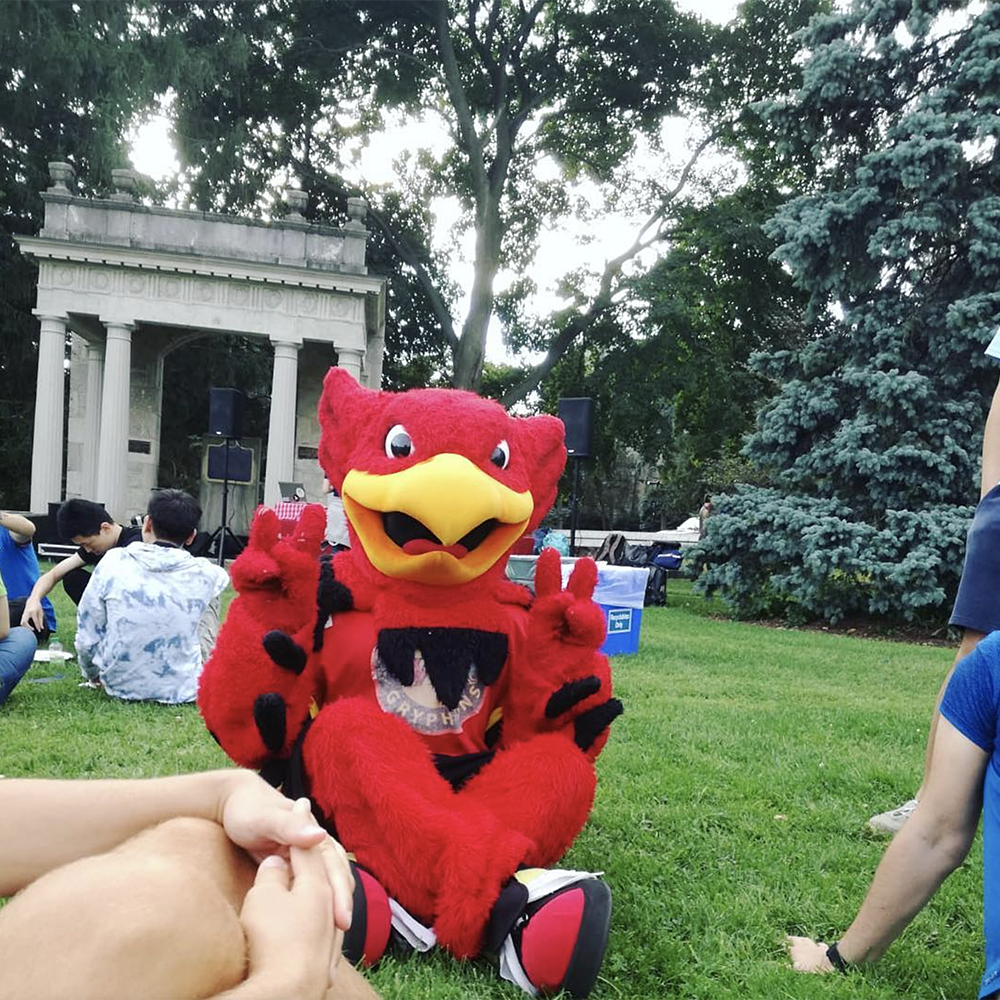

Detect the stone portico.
[{"left": 17, "top": 163, "right": 386, "bottom": 522}]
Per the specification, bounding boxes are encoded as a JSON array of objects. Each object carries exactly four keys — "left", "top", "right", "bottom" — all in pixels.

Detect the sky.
[{"left": 128, "top": 0, "right": 744, "bottom": 362}]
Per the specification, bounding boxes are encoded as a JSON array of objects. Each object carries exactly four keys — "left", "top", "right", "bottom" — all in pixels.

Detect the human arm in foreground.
[
  {"left": 0, "top": 767, "right": 353, "bottom": 927},
  {"left": 788, "top": 716, "right": 987, "bottom": 971}
]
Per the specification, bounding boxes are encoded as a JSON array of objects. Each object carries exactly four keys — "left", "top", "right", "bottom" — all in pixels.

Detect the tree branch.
[
  {"left": 365, "top": 202, "right": 461, "bottom": 354},
  {"left": 424, "top": 0, "right": 489, "bottom": 210},
  {"left": 299, "top": 162, "right": 460, "bottom": 354},
  {"left": 501, "top": 128, "right": 725, "bottom": 405}
]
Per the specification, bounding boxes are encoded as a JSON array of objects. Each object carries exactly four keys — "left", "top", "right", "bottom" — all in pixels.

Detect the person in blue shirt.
[
  {"left": 0, "top": 510, "right": 56, "bottom": 641},
  {"left": 789, "top": 629, "right": 1000, "bottom": 997},
  {"left": 871, "top": 369, "right": 1000, "bottom": 833}
]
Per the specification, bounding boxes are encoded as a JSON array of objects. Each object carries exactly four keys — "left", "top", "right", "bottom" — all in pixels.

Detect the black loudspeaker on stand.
[
  {"left": 557, "top": 397, "right": 594, "bottom": 556},
  {"left": 206, "top": 388, "right": 247, "bottom": 566}
]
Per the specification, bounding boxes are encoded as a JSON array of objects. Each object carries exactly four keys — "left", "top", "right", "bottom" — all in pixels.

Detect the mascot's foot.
[
  {"left": 342, "top": 863, "right": 392, "bottom": 967},
  {"left": 489, "top": 870, "right": 611, "bottom": 999},
  {"left": 342, "top": 863, "right": 438, "bottom": 966}
]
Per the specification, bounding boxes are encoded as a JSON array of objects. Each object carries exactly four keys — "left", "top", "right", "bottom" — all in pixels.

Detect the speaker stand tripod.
[
  {"left": 205, "top": 437, "right": 245, "bottom": 566},
  {"left": 569, "top": 455, "right": 581, "bottom": 557}
]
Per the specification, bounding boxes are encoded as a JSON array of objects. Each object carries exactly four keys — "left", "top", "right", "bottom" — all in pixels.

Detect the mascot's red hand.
[
  {"left": 504, "top": 547, "right": 623, "bottom": 759},
  {"left": 229, "top": 506, "right": 327, "bottom": 629},
  {"left": 199, "top": 505, "right": 330, "bottom": 769}
]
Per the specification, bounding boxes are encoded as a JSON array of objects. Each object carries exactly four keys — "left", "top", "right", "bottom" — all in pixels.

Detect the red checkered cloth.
[{"left": 273, "top": 500, "right": 309, "bottom": 534}]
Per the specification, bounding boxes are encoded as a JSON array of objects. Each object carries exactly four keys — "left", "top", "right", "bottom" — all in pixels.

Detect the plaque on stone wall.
[
  {"left": 128, "top": 439, "right": 151, "bottom": 454},
  {"left": 297, "top": 446, "right": 319, "bottom": 460}
]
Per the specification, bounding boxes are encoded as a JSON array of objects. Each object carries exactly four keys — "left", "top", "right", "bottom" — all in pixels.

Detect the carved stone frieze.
[{"left": 39, "top": 261, "right": 365, "bottom": 323}]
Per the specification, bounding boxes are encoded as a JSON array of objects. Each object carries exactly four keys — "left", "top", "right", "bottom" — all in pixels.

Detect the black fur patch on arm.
[
  {"left": 312, "top": 553, "right": 354, "bottom": 652},
  {"left": 262, "top": 630, "right": 307, "bottom": 674},
  {"left": 253, "top": 692, "right": 287, "bottom": 753}
]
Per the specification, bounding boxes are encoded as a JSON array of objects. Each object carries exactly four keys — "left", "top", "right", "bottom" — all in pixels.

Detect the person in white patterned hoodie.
[{"left": 75, "top": 489, "right": 229, "bottom": 704}]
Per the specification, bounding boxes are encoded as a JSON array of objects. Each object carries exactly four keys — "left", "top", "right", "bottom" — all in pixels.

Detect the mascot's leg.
[
  {"left": 301, "top": 699, "right": 533, "bottom": 959},
  {"left": 458, "top": 733, "right": 596, "bottom": 868},
  {"left": 459, "top": 735, "right": 610, "bottom": 1000}
]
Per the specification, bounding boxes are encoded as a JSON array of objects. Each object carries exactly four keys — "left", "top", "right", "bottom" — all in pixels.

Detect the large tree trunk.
[{"left": 452, "top": 198, "right": 501, "bottom": 391}]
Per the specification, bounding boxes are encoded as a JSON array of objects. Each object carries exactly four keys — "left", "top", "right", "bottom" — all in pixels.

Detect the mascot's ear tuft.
[
  {"left": 318, "top": 367, "right": 379, "bottom": 490},
  {"left": 518, "top": 413, "right": 567, "bottom": 532}
]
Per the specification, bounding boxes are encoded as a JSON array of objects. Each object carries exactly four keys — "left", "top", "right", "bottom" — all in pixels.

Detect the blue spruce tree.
[{"left": 691, "top": 0, "right": 1000, "bottom": 623}]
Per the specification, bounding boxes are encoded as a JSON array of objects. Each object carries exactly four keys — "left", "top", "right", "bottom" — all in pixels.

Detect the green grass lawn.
[{"left": 1, "top": 574, "right": 981, "bottom": 999}]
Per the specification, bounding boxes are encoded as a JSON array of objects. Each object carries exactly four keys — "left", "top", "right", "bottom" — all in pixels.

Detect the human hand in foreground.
[
  {"left": 240, "top": 845, "right": 340, "bottom": 997},
  {"left": 219, "top": 773, "right": 354, "bottom": 935},
  {"left": 786, "top": 935, "right": 837, "bottom": 973}
]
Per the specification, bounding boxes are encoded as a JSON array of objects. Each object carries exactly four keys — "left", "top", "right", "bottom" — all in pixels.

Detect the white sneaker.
[{"left": 868, "top": 798, "right": 918, "bottom": 833}]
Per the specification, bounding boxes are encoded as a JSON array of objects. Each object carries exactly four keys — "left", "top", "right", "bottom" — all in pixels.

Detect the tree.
[
  {"left": 0, "top": 0, "right": 163, "bottom": 508},
  {"left": 690, "top": 0, "right": 1000, "bottom": 623},
  {"left": 158, "top": 0, "right": 717, "bottom": 397},
  {"left": 534, "top": 173, "right": 814, "bottom": 531}
]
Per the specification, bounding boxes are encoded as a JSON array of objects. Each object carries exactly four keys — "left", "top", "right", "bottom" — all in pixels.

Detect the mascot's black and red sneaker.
[
  {"left": 342, "top": 863, "right": 393, "bottom": 967},
  {"left": 490, "top": 869, "right": 612, "bottom": 998}
]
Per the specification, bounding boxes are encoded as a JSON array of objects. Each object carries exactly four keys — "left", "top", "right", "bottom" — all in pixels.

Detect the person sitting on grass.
[
  {"left": 0, "top": 509, "right": 56, "bottom": 643},
  {"left": 0, "top": 768, "right": 378, "bottom": 1000},
  {"left": 20, "top": 498, "right": 143, "bottom": 632},
  {"left": 75, "top": 489, "right": 229, "bottom": 704},
  {"left": 788, "top": 627, "right": 1000, "bottom": 998},
  {"left": 0, "top": 575, "right": 37, "bottom": 707}
]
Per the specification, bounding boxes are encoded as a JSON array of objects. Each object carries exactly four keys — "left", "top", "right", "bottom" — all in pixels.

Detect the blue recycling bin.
[
  {"left": 505, "top": 557, "right": 650, "bottom": 655},
  {"left": 594, "top": 564, "right": 649, "bottom": 656}
]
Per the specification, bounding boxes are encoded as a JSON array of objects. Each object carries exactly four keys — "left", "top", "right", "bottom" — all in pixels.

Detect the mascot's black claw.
[
  {"left": 253, "top": 692, "right": 287, "bottom": 753},
  {"left": 545, "top": 676, "right": 601, "bottom": 718},
  {"left": 574, "top": 698, "right": 624, "bottom": 752},
  {"left": 263, "top": 630, "right": 307, "bottom": 674}
]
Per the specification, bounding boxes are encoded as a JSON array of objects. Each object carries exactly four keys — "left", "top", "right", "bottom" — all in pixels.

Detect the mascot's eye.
[
  {"left": 490, "top": 439, "right": 510, "bottom": 470},
  {"left": 384, "top": 424, "right": 414, "bottom": 459}
]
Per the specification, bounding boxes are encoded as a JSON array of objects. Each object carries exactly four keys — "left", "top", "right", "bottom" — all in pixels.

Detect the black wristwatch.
[{"left": 826, "top": 942, "right": 849, "bottom": 973}]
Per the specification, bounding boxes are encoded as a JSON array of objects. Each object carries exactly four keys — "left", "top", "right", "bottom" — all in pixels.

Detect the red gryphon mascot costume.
[{"left": 199, "top": 368, "right": 623, "bottom": 998}]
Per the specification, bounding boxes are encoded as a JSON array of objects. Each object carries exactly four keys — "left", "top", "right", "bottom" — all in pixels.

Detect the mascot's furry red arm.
[{"left": 199, "top": 369, "right": 623, "bottom": 998}]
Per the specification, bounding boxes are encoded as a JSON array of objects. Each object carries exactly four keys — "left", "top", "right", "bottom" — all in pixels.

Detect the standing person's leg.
[
  {"left": 870, "top": 484, "right": 1000, "bottom": 833},
  {"left": 0, "top": 816, "right": 379, "bottom": 1000},
  {"left": 0, "top": 626, "right": 37, "bottom": 706}
]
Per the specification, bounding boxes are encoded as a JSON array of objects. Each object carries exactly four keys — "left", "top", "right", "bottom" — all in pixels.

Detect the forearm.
[
  {"left": 27, "top": 568, "right": 60, "bottom": 604},
  {"left": 0, "top": 512, "right": 35, "bottom": 543},
  {"left": 837, "top": 816, "right": 969, "bottom": 964},
  {"left": 981, "top": 373, "right": 1000, "bottom": 498},
  {"left": 0, "top": 769, "right": 247, "bottom": 895}
]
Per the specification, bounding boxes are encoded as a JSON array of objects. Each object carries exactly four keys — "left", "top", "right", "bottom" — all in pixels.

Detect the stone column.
[
  {"left": 337, "top": 347, "right": 364, "bottom": 383},
  {"left": 365, "top": 327, "right": 385, "bottom": 390},
  {"left": 29, "top": 313, "right": 68, "bottom": 512},
  {"left": 81, "top": 342, "right": 104, "bottom": 499},
  {"left": 264, "top": 339, "right": 300, "bottom": 507},
  {"left": 95, "top": 321, "right": 134, "bottom": 520}
]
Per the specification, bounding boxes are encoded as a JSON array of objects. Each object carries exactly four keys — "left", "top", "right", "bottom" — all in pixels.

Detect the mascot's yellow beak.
[{"left": 342, "top": 453, "right": 533, "bottom": 585}]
